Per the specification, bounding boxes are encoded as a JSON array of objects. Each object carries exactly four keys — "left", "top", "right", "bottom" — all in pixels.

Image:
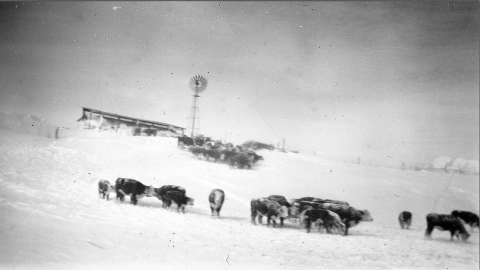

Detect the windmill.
[{"left": 188, "top": 75, "right": 208, "bottom": 138}]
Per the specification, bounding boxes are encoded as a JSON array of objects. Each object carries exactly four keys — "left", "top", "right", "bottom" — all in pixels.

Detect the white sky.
[{"left": 0, "top": 1, "right": 478, "bottom": 165}]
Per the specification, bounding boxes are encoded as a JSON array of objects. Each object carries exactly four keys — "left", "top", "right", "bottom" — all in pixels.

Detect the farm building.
[
  {"left": 77, "top": 107, "right": 185, "bottom": 137},
  {"left": 242, "top": 140, "right": 275, "bottom": 151}
]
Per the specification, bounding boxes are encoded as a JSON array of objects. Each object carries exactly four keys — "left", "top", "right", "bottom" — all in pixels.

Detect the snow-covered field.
[{"left": 0, "top": 126, "right": 478, "bottom": 269}]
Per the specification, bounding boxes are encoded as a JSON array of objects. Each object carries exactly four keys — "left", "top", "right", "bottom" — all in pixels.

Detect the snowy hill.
[{"left": 0, "top": 126, "right": 478, "bottom": 269}]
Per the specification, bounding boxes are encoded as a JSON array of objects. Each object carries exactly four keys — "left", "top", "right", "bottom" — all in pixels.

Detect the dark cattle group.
[
  {"left": 101, "top": 179, "right": 196, "bottom": 214},
  {"left": 177, "top": 135, "right": 264, "bottom": 170},
  {"left": 425, "top": 213, "right": 470, "bottom": 241},
  {"left": 99, "top": 177, "right": 478, "bottom": 243},
  {"left": 154, "top": 185, "right": 186, "bottom": 208},
  {"left": 286, "top": 197, "right": 373, "bottom": 235},
  {"left": 250, "top": 197, "right": 289, "bottom": 228}
]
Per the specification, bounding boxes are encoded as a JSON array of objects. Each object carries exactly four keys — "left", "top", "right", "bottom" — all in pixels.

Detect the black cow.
[
  {"left": 98, "top": 179, "right": 114, "bottom": 200},
  {"left": 153, "top": 185, "right": 186, "bottom": 208},
  {"left": 399, "top": 211, "right": 412, "bottom": 229},
  {"left": 228, "top": 152, "right": 252, "bottom": 169},
  {"left": 251, "top": 198, "right": 289, "bottom": 228},
  {"left": 425, "top": 213, "right": 470, "bottom": 241},
  {"left": 189, "top": 146, "right": 207, "bottom": 158},
  {"left": 178, "top": 135, "right": 195, "bottom": 147},
  {"left": 209, "top": 189, "right": 225, "bottom": 218},
  {"left": 319, "top": 203, "right": 373, "bottom": 235},
  {"left": 268, "top": 195, "right": 292, "bottom": 226},
  {"left": 219, "top": 149, "right": 238, "bottom": 163},
  {"left": 204, "top": 149, "right": 221, "bottom": 162},
  {"left": 304, "top": 209, "right": 346, "bottom": 234},
  {"left": 194, "top": 136, "right": 211, "bottom": 147},
  {"left": 451, "top": 211, "right": 479, "bottom": 232},
  {"left": 115, "top": 178, "right": 155, "bottom": 205},
  {"left": 164, "top": 191, "right": 194, "bottom": 214}
]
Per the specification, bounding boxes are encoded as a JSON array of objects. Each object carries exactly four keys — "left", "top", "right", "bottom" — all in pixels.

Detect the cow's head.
[
  {"left": 360, "top": 210, "right": 374, "bottom": 222},
  {"left": 289, "top": 205, "right": 299, "bottom": 218},
  {"left": 145, "top": 186, "right": 155, "bottom": 197},
  {"left": 278, "top": 205, "right": 289, "bottom": 219},
  {"left": 458, "top": 232, "right": 470, "bottom": 242},
  {"left": 187, "top": 197, "right": 194, "bottom": 206}
]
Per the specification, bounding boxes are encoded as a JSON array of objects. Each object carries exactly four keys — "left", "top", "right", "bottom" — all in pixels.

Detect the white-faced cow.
[
  {"left": 164, "top": 191, "right": 194, "bottom": 214},
  {"left": 250, "top": 198, "right": 289, "bottom": 228},
  {"left": 319, "top": 203, "right": 373, "bottom": 235},
  {"left": 451, "top": 210, "right": 479, "bottom": 232},
  {"left": 398, "top": 211, "right": 412, "bottom": 229},
  {"left": 115, "top": 178, "right": 155, "bottom": 205},
  {"left": 304, "top": 209, "right": 346, "bottom": 234},
  {"left": 426, "top": 213, "right": 470, "bottom": 241},
  {"left": 267, "top": 195, "right": 292, "bottom": 226},
  {"left": 98, "top": 179, "right": 114, "bottom": 201},
  {"left": 209, "top": 189, "right": 225, "bottom": 218},
  {"left": 153, "top": 185, "right": 186, "bottom": 208}
]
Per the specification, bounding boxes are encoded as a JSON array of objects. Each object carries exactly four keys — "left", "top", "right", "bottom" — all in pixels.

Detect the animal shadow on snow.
[
  {"left": 427, "top": 237, "right": 477, "bottom": 245},
  {"left": 112, "top": 198, "right": 163, "bottom": 209}
]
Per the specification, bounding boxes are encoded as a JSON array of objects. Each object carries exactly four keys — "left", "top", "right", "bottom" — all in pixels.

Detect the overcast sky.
[{"left": 0, "top": 1, "right": 478, "bottom": 166}]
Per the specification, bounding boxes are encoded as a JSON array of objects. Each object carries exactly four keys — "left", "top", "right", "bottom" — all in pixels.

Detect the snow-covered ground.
[{"left": 0, "top": 125, "right": 478, "bottom": 269}]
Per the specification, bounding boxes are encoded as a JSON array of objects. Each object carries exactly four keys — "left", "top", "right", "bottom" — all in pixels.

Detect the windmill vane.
[{"left": 189, "top": 75, "right": 208, "bottom": 93}]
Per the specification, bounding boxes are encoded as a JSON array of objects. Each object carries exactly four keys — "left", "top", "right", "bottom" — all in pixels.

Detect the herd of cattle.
[
  {"left": 178, "top": 135, "right": 264, "bottom": 169},
  {"left": 98, "top": 177, "right": 479, "bottom": 240}
]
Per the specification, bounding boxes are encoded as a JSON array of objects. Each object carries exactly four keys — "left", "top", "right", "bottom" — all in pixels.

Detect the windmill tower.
[{"left": 188, "top": 75, "right": 208, "bottom": 138}]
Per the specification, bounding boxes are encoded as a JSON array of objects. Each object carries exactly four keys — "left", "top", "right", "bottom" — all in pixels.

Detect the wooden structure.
[{"left": 78, "top": 107, "right": 185, "bottom": 136}]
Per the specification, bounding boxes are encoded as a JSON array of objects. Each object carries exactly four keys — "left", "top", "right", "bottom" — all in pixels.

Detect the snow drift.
[{"left": 0, "top": 119, "right": 478, "bottom": 269}]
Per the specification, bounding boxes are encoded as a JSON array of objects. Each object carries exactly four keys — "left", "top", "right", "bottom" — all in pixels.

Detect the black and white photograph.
[{"left": 0, "top": 1, "right": 478, "bottom": 269}]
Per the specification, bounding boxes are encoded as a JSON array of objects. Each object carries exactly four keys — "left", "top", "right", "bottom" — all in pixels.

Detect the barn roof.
[{"left": 81, "top": 107, "right": 185, "bottom": 131}]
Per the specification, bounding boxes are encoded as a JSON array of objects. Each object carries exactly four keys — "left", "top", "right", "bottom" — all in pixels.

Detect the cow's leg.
[
  {"left": 280, "top": 217, "right": 284, "bottom": 226},
  {"left": 116, "top": 192, "right": 124, "bottom": 202},
  {"left": 425, "top": 226, "right": 433, "bottom": 239},
  {"left": 258, "top": 215, "right": 263, "bottom": 225},
  {"left": 106, "top": 194, "right": 109, "bottom": 201},
  {"left": 131, "top": 195, "right": 137, "bottom": 205},
  {"left": 306, "top": 219, "right": 312, "bottom": 233},
  {"left": 344, "top": 223, "right": 350, "bottom": 236},
  {"left": 162, "top": 198, "right": 167, "bottom": 208},
  {"left": 211, "top": 207, "right": 214, "bottom": 217},
  {"left": 251, "top": 213, "right": 257, "bottom": 225},
  {"left": 325, "top": 222, "right": 332, "bottom": 234}
]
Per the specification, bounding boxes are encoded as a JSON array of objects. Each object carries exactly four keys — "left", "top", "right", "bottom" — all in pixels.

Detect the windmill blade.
[{"left": 189, "top": 75, "right": 208, "bottom": 93}]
